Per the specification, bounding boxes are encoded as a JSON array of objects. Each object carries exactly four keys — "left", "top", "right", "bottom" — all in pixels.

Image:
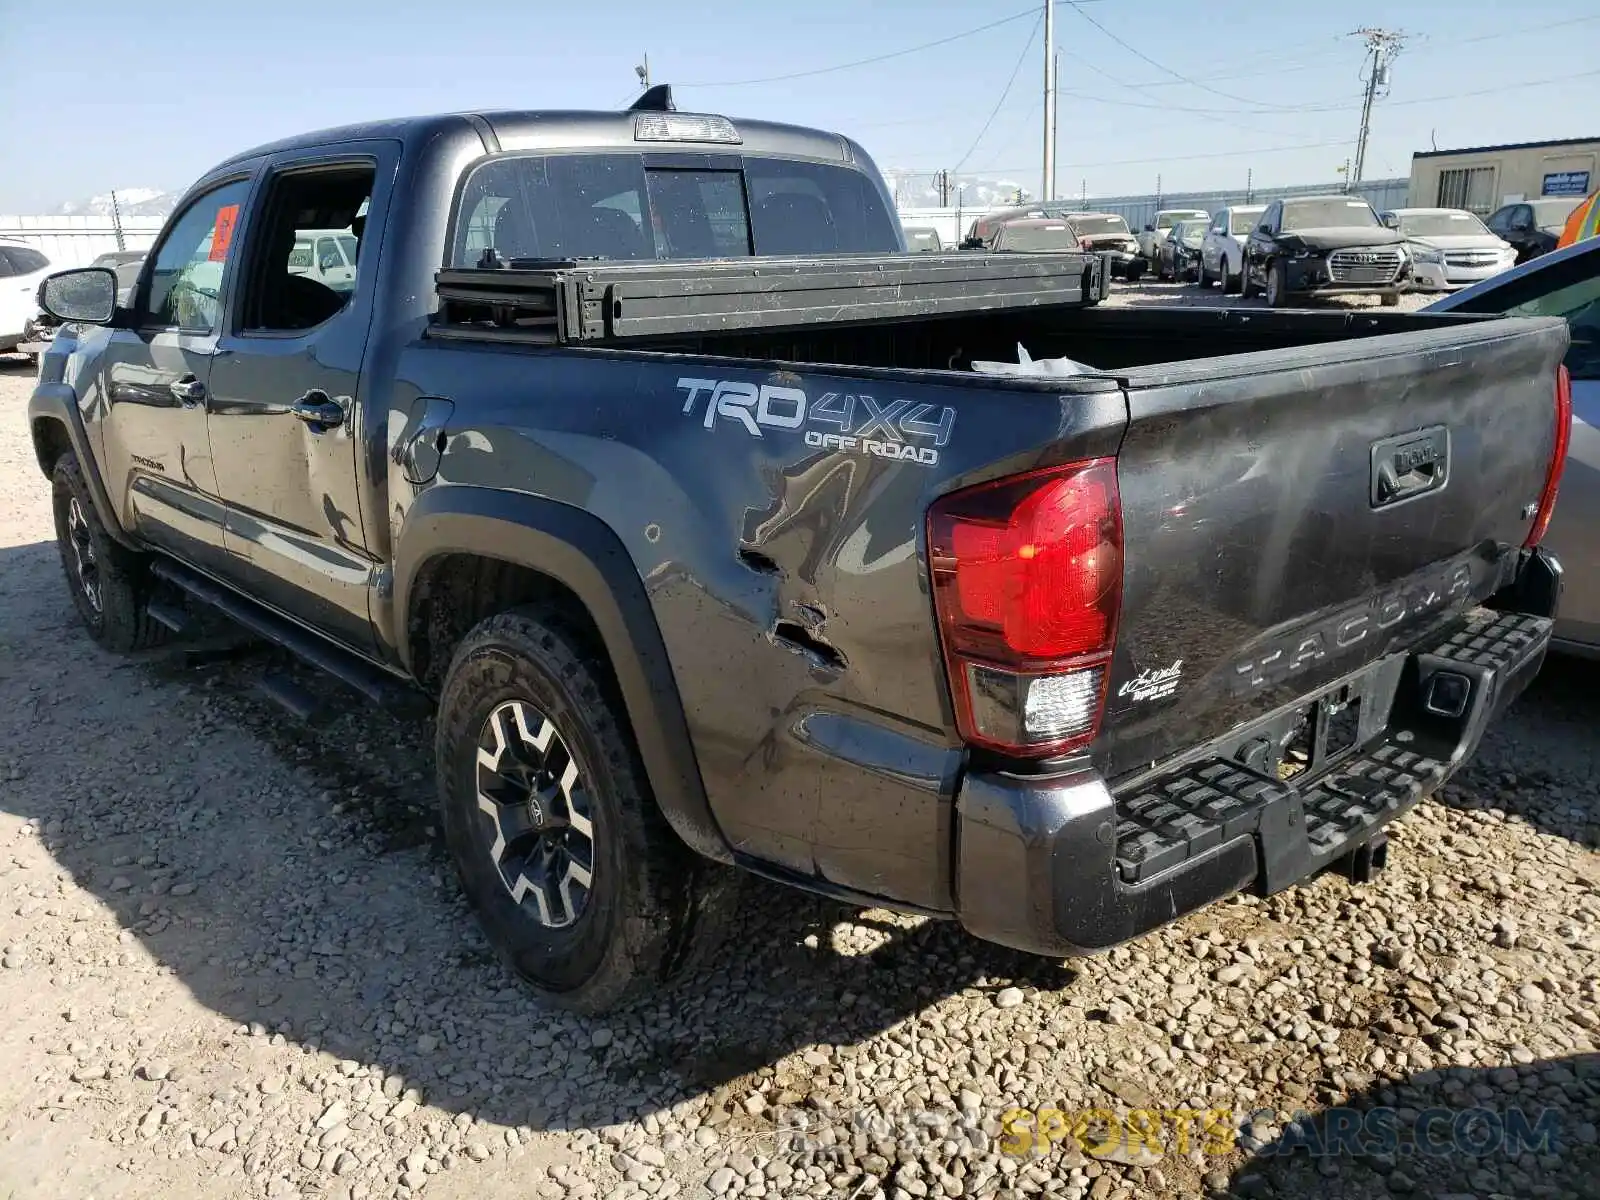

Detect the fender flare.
[
  {"left": 27, "top": 381, "right": 140, "bottom": 551},
  {"left": 393, "top": 485, "right": 732, "bottom": 865}
]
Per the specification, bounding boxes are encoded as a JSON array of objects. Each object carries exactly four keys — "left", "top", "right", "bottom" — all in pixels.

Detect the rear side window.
[
  {"left": 744, "top": 159, "right": 897, "bottom": 254},
  {"left": 452, "top": 152, "right": 897, "bottom": 265},
  {"left": 5, "top": 246, "right": 50, "bottom": 273},
  {"left": 1451, "top": 246, "right": 1600, "bottom": 380}
]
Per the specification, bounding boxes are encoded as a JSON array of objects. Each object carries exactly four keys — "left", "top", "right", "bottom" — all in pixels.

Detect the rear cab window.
[{"left": 451, "top": 152, "right": 899, "bottom": 266}]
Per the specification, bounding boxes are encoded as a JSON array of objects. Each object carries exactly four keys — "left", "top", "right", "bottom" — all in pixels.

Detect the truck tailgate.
[{"left": 1099, "top": 314, "right": 1570, "bottom": 780}]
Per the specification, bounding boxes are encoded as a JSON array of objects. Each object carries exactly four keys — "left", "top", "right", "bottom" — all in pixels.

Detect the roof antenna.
[{"left": 629, "top": 83, "right": 675, "bottom": 113}]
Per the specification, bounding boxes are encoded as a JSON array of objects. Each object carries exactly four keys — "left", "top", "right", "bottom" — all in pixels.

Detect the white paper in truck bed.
[{"left": 970, "top": 343, "right": 1098, "bottom": 378}]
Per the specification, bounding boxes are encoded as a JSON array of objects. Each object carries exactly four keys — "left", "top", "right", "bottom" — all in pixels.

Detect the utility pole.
[
  {"left": 1350, "top": 28, "right": 1405, "bottom": 187},
  {"left": 1042, "top": 0, "right": 1056, "bottom": 201},
  {"left": 1245, "top": 168, "right": 1253, "bottom": 204},
  {"left": 110, "top": 189, "right": 125, "bottom": 251}
]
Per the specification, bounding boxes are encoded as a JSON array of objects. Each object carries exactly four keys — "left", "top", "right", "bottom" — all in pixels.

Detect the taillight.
[
  {"left": 927, "top": 459, "right": 1123, "bottom": 758},
  {"left": 1524, "top": 364, "right": 1573, "bottom": 548}
]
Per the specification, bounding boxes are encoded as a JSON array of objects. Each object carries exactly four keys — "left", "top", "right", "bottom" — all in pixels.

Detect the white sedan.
[
  {"left": 1384, "top": 207, "right": 1517, "bottom": 293},
  {"left": 1196, "top": 204, "right": 1264, "bottom": 293},
  {"left": 0, "top": 239, "right": 54, "bottom": 355}
]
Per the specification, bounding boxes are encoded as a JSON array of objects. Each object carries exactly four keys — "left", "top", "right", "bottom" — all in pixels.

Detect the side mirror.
[
  {"left": 1381, "top": 213, "right": 1400, "bottom": 230},
  {"left": 39, "top": 267, "right": 118, "bottom": 325},
  {"left": 1143, "top": 224, "right": 1155, "bottom": 233},
  {"left": 1257, "top": 224, "right": 1271, "bottom": 234}
]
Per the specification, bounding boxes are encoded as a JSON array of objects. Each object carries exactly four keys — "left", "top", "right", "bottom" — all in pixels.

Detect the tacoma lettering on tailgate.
[{"left": 1228, "top": 560, "right": 1475, "bottom": 696}]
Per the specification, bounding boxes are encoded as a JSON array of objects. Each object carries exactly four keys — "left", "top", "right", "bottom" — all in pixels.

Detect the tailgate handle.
[{"left": 1371, "top": 426, "right": 1449, "bottom": 508}]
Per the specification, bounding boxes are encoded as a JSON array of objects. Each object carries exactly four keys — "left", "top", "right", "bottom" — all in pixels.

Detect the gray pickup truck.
[{"left": 29, "top": 89, "right": 1570, "bottom": 1012}]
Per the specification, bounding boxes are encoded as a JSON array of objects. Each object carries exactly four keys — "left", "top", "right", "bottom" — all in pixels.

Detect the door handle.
[
  {"left": 291, "top": 391, "right": 345, "bottom": 429},
  {"left": 169, "top": 377, "right": 206, "bottom": 407}
]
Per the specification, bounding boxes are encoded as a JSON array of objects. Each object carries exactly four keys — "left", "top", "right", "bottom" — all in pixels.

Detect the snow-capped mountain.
[{"left": 57, "top": 188, "right": 180, "bottom": 218}]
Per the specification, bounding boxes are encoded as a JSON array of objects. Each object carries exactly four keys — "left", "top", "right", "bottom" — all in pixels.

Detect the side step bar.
[{"left": 149, "top": 559, "right": 422, "bottom": 712}]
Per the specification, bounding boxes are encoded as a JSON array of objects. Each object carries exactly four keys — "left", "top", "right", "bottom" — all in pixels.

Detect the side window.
[
  {"left": 144, "top": 179, "right": 251, "bottom": 332},
  {"left": 0, "top": 251, "right": 18, "bottom": 279},
  {"left": 7, "top": 246, "right": 50, "bottom": 274},
  {"left": 1495, "top": 261, "right": 1600, "bottom": 380},
  {"left": 1486, "top": 207, "right": 1509, "bottom": 233},
  {"left": 238, "top": 164, "right": 375, "bottom": 333}
]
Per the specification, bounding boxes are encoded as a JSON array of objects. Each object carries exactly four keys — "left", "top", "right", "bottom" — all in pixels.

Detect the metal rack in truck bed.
[{"left": 26, "top": 91, "right": 1571, "bottom": 1012}]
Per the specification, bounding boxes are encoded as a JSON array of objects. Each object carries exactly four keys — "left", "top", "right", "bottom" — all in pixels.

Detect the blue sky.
[{"left": 1, "top": 0, "right": 1596, "bottom": 210}]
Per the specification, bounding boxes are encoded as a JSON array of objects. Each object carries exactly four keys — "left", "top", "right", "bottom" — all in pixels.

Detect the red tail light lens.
[
  {"left": 1524, "top": 364, "right": 1572, "bottom": 548},
  {"left": 928, "top": 459, "right": 1122, "bottom": 757}
]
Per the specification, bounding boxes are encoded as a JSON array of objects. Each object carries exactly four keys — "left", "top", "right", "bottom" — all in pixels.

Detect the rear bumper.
[{"left": 954, "top": 598, "right": 1554, "bottom": 957}]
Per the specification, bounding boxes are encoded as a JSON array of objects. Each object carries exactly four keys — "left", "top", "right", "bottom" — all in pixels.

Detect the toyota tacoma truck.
[{"left": 28, "top": 89, "right": 1570, "bottom": 1012}]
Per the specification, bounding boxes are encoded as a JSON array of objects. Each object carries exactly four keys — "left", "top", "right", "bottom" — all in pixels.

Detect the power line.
[
  {"left": 1058, "top": 0, "right": 1279, "bottom": 108},
  {"left": 674, "top": 5, "right": 1039, "bottom": 88},
  {"left": 914, "top": 137, "right": 1356, "bottom": 177},
  {"left": 1058, "top": 47, "right": 1344, "bottom": 115},
  {"left": 953, "top": 11, "right": 1044, "bottom": 173},
  {"left": 1416, "top": 12, "right": 1600, "bottom": 49}
]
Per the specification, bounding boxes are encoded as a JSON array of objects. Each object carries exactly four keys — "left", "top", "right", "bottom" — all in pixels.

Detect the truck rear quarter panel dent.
[{"left": 392, "top": 487, "right": 732, "bottom": 864}]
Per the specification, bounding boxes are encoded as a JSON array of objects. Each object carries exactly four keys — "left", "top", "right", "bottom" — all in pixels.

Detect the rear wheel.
[
  {"left": 50, "top": 452, "right": 168, "bottom": 654},
  {"left": 1239, "top": 257, "right": 1257, "bottom": 299},
  {"left": 1196, "top": 255, "right": 1212, "bottom": 288},
  {"left": 436, "top": 609, "right": 727, "bottom": 1012}
]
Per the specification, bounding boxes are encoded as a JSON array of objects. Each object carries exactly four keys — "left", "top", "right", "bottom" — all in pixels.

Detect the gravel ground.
[{"left": 0, "top": 351, "right": 1595, "bottom": 1200}]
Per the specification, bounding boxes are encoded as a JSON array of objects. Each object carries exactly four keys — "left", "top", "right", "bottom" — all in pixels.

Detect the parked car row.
[
  {"left": 959, "top": 205, "right": 1146, "bottom": 279},
  {"left": 1159, "top": 196, "right": 1532, "bottom": 305}
]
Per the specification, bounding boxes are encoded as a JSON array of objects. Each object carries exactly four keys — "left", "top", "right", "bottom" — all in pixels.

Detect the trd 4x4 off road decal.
[{"left": 677, "top": 377, "right": 956, "bottom": 467}]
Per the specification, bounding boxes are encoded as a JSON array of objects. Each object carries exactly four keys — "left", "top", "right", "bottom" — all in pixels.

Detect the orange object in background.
[{"left": 1556, "top": 189, "right": 1600, "bottom": 249}]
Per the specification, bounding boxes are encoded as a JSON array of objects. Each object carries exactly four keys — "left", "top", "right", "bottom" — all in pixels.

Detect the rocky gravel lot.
[{"left": 0, "top": 352, "right": 1595, "bottom": 1200}]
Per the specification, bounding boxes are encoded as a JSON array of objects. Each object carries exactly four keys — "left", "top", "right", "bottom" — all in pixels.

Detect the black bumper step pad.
[{"left": 1112, "top": 608, "right": 1543, "bottom": 885}]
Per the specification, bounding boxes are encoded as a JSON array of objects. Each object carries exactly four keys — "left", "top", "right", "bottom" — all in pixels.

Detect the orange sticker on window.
[{"left": 209, "top": 204, "right": 240, "bottom": 262}]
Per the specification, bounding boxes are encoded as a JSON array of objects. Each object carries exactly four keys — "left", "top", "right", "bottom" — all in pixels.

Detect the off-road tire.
[
  {"left": 50, "top": 452, "right": 168, "bottom": 653},
  {"left": 436, "top": 608, "right": 728, "bottom": 1012}
]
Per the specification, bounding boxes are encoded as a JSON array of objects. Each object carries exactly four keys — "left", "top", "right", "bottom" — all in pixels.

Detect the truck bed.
[{"left": 412, "top": 288, "right": 1569, "bottom": 799}]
